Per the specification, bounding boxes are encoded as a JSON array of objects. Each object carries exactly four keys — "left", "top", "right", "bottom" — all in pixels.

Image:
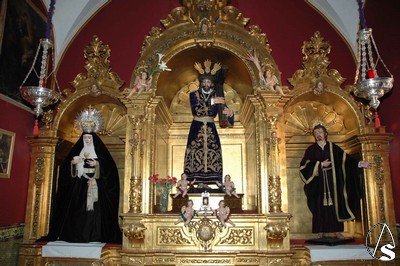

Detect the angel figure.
[
  {"left": 173, "top": 173, "right": 196, "bottom": 198},
  {"left": 214, "top": 200, "right": 235, "bottom": 227},
  {"left": 127, "top": 71, "right": 153, "bottom": 97},
  {"left": 216, "top": 174, "right": 240, "bottom": 198},
  {"left": 245, "top": 50, "right": 285, "bottom": 96},
  {"left": 174, "top": 200, "right": 197, "bottom": 226}
]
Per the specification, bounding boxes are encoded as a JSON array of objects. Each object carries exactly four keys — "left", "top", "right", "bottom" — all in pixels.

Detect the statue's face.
[
  {"left": 83, "top": 134, "right": 93, "bottom": 145},
  {"left": 140, "top": 72, "right": 147, "bottom": 79},
  {"left": 313, "top": 128, "right": 327, "bottom": 141},
  {"left": 201, "top": 78, "right": 213, "bottom": 90}
]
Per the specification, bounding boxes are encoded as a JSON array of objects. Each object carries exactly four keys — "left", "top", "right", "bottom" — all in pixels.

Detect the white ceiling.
[{"left": 44, "top": 0, "right": 360, "bottom": 66}]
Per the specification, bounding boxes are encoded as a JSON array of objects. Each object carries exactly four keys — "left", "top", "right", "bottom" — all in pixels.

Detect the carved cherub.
[
  {"left": 216, "top": 174, "right": 240, "bottom": 198},
  {"left": 174, "top": 200, "right": 197, "bottom": 226},
  {"left": 173, "top": 173, "right": 196, "bottom": 198},
  {"left": 214, "top": 200, "right": 235, "bottom": 227},
  {"left": 127, "top": 71, "right": 152, "bottom": 97}
]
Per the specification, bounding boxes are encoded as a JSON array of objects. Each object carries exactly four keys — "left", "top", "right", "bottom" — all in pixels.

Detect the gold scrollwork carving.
[
  {"left": 123, "top": 223, "right": 146, "bottom": 242},
  {"left": 179, "top": 258, "right": 232, "bottom": 264},
  {"left": 236, "top": 257, "right": 260, "bottom": 263},
  {"left": 31, "top": 187, "right": 41, "bottom": 237},
  {"left": 128, "top": 257, "right": 144, "bottom": 264},
  {"left": 70, "top": 36, "right": 124, "bottom": 93},
  {"left": 153, "top": 257, "right": 176, "bottom": 264},
  {"left": 128, "top": 115, "right": 146, "bottom": 155},
  {"left": 378, "top": 187, "right": 386, "bottom": 224},
  {"left": 129, "top": 176, "right": 142, "bottom": 213},
  {"left": 268, "top": 176, "right": 282, "bottom": 213},
  {"left": 219, "top": 228, "right": 254, "bottom": 245},
  {"left": 373, "top": 155, "right": 385, "bottom": 184},
  {"left": 34, "top": 157, "right": 45, "bottom": 184},
  {"left": 41, "top": 109, "right": 54, "bottom": 129},
  {"left": 158, "top": 227, "right": 192, "bottom": 245},
  {"left": 268, "top": 258, "right": 292, "bottom": 265},
  {"left": 265, "top": 221, "right": 290, "bottom": 240},
  {"left": 288, "top": 31, "right": 345, "bottom": 89},
  {"left": 185, "top": 216, "right": 223, "bottom": 251}
]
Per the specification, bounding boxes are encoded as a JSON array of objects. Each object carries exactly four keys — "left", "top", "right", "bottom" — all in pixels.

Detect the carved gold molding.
[
  {"left": 158, "top": 227, "right": 192, "bottom": 245},
  {"left": 186, "top": 216, "right": 223, "bottom": 251},
  {"left": 70, "top": 35, "right": 124, "bottom": 94},
  {"left": 288, "top": 31, "right": 345, "bottom": 88},
  {"left": 122, "top": 223, "right": 146, "bottom": 242},
  {"left": 268, "top": 176, "right": 282, "bottom": 213},
  {"left": 219, "top": 228, "right": 254, "bottom": 245},
  {"left": 129, "top": 176, "right": 142, "bottom": 213}
]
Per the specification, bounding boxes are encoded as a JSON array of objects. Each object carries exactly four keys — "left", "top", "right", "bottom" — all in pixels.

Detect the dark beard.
[{"left": 201, "top": 86, "right": 213, "bottom": 91}]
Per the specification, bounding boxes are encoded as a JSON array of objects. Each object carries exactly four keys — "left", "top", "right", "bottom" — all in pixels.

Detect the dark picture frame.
[
  {"left": 0, "top": 0, "right": 46, "bottom": 102},
  {"left": 0, "top": 128, "right": 15, "bottom": 178}
]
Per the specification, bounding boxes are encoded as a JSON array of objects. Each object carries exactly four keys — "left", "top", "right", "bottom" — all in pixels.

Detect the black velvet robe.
[
  {"left": 183, "top": 89, "right": 234, "bottom": 184},
  {"left": 39, "top": 133, "right": 121, "bottom": 243},
  {"left": 299, "top": 142, "right": 363, "bottom": 233}
]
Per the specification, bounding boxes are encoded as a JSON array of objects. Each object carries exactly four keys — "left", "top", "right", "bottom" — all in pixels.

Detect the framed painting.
[
  {"left": 0, "top": 128, "right": 15, "bottom": 178},
  {"left": 0, "top": 0, "right": 46, "bottom": 102}
]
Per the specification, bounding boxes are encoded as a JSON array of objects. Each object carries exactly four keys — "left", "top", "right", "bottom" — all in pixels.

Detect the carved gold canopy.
[{"left": 129, "top": 0, "right": 280, "bottom": 109}]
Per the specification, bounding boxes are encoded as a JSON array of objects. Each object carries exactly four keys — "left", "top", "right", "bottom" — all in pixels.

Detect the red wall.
[{"left": 0, "top": 98, "right": 32, "bottom": 225}]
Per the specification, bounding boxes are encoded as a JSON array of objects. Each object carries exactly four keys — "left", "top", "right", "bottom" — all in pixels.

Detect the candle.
[
  {"left": 45, "top": 0, "right": 56, "bottom": 39},
  {"left": 367, "top": 69, "right": 375, "bottom": 79}
]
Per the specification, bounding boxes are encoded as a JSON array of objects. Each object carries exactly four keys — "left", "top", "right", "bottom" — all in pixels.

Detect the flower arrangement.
[
  {"left": 149, "top": 174, "right": 177, "bottom": 213},
  {"left": 149, "top": 173, "right": 177, "bottom": 187}
]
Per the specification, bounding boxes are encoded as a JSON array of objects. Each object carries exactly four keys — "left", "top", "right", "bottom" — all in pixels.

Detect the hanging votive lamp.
[
  {"left": 19, "top": 0, "right": 60, "bottom": 135},
  {"left": 353, "top": 0, "right": 394, "bottom": 128}
]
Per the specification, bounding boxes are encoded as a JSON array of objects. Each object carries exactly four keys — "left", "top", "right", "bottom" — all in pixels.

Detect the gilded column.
[
  {"left": 265, "top": 115, "right": 282, "bottom": 213},
  {"left": 23, "top": 133, "right": 59, "bottom": 241},
  {"left": 128, "top": 114, "right": 145, "bottom": 213},
  {"left": 256, "top": 91, "right": 292, "bottom": 251},
  {"left": 358, "top": 128, "right": 398, "bottom": 245},
  {"left": 120, "top": 93, "right": 151, "bottom": 251}
]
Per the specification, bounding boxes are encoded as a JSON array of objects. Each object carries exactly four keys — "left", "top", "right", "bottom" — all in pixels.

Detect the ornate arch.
[
  {"left": 125, "top": 0, "right": 283, "bottom": 111},
  {"left": 51, "top": 36, "right": 127, "bottom": 141},
  {"left": 285, "top": 31, "right": 369, "bottom": 137}
]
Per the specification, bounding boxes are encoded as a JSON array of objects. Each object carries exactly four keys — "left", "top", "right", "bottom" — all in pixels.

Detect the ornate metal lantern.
[
  {"left": 19, "top": 0, "right": 60, "bottom": 119},
  {"left": 353, "top": 0, "right": 394, "bottom": 111}
]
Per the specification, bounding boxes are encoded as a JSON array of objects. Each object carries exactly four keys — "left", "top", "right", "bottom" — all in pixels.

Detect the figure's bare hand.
[
  {"left": 321, "top": 159, "right": 331, "bottom": 167},
  {"left": 87, "top": 159, "right": 97, "bottom": 167},
  {"left": 71, "top": 156, "right": 82, "bottom": 165},
  {"left": 222, "top": 107, "right": 233, "bottom": 117},
  {"left": 359, "top": 160, "right": 371, "bottom": 168},
  {"left": 213, "top": 97, "right": 225, "bottom": 104}
]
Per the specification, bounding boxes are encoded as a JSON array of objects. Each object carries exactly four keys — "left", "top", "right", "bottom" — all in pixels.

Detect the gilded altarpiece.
[{"left": 18, "top": 1, "right": 397, "bottom": 266}]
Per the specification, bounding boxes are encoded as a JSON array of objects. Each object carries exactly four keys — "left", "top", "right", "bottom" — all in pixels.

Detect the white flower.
[{"left": 159, "top": 61, "right": 171, "bottom": 72}]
